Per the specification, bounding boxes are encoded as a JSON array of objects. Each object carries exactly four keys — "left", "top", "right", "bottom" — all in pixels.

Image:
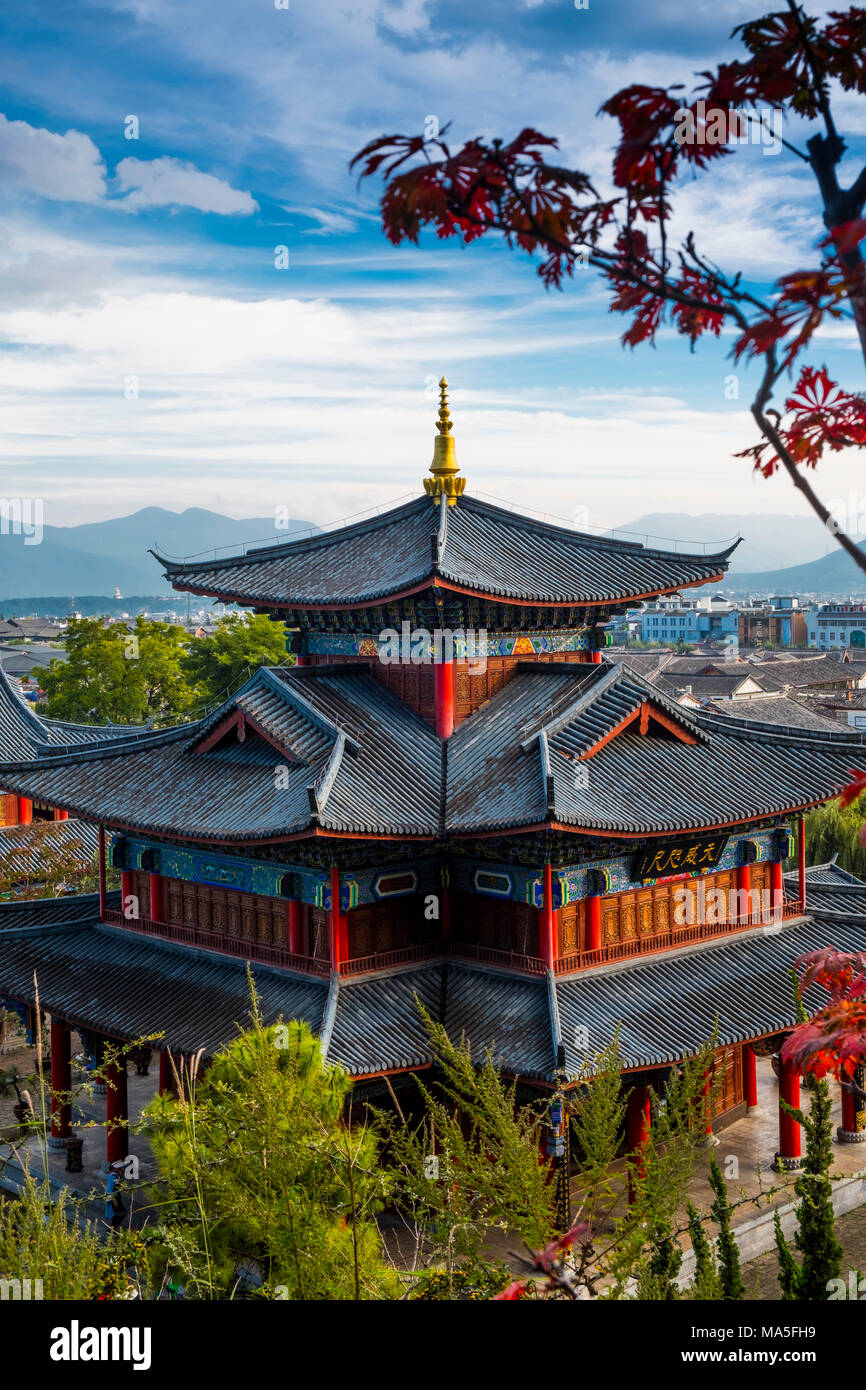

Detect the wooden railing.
[
  {"left": 552, "top": 898, "right": 807, "bottom": 976},
  {"left": 102, "top": 898, "right": 807, "bottom": 982},
  {"left": 340, "top": 939, "right": 547, "bottom": 978},
  {"left": 101, "top": 909, "right": 331, "bottom": 977}
]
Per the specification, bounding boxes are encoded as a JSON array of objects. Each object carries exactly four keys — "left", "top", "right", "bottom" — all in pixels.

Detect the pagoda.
[{"left": 0, "top": 380, "right": 864, "bottom": 1177}]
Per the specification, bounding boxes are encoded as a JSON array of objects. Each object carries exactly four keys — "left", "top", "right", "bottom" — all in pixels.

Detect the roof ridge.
[
  {"left": 151, "top": 494, "right": 432, "bottom": 575},
  {"left": 461, "top": 493, "right": 741, "bottom": 563}
]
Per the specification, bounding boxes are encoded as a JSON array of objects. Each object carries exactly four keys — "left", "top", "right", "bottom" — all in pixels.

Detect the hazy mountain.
[
  {"left": 615, "top": 513, "right": 838, "bottom": 574},
  {"left": 0, "top": 508, "right": 318, "bottom": 599},
  {"left": 722, "top": 540, "right": 866, "bottom": 598}
]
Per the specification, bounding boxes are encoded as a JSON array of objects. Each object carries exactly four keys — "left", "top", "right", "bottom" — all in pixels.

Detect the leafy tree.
[
  {"left": 709, "top": 1154, "right": 745, "bottom": 1300},
  {"left": 141, "top": 983, "right": 395, "bottom": 1300},
  {"left": 802, "top": 792, "right": 866, "bottom": 877},
  {"left": 181, "top": 613, "right": 289, "bottom": 706},
  {"left": 0, "top": 1176, "right": 147, "bottom": 1300},
  {"left": 34, "top": 616, "right": 192, "bottom": 725},
  {"left": 0, "top": 821, "right": 103, "bottom": 900},
  {"left": 354, "top": 2, "right": 866, "bottom": 575},
  {"left": 381, "top": 1009, "right": 556, "bottom": 1289},
  {"left": 609, "top": 1042, "right": 720, "bottom": 1301}
]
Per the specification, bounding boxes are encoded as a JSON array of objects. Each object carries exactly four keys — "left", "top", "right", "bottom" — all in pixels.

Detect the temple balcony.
[
  {"left": 101, "top": 908, "right": 331, "bottom": 978},
  {"left": 552, "top": 895, "right": 807, "bottom": 976}
]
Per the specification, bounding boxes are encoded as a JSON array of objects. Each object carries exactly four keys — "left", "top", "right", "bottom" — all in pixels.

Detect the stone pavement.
[{"left": 0, "top": 1039, "right": 163, "bottom": 1229}]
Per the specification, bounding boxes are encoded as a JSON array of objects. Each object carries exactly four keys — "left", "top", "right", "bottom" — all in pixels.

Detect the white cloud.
[
  {"left": 0, "top": 114, "right": 106, "bottom": 203},
  {"left": 114, "top": 157, "right": 258, "bottom": 214}
]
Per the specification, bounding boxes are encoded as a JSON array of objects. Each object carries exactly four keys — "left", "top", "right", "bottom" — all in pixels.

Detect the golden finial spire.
[{"left": 424, "top": 376, "right": 466, "bottom": 506}]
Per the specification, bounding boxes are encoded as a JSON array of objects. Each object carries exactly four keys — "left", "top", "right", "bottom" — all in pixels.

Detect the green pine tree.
[
  {"left": 686, "top": 1200, "right": 721, "bottom": 1300},
  {"left": 774, "top": 1077, "right": 843, "bottom": 1299},
  {"left": 708, "top": 1154, "right": 745, "bottom": 1299}
]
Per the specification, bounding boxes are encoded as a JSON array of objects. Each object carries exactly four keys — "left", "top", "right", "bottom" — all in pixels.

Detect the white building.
[{"left": 806, "top": 602, "right": 866, "bottom": 650}]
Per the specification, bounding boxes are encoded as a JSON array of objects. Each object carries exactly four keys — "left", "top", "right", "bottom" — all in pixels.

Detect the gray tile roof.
[
  {"left": 327, "top": 963, "right": 553, "bottom": 1078},
  {"left": 784, "top": 861, "right": 866, "bottom": 916},
  {"left": 0, "top": 662, "right": 150, "bottom": 760},
  {"left": 0, "top": 662, "right": 862, "bottom": 842},
  {"left": 0, "top": 903, "right": 863, "bottom": 1080},
  {"left": 703, "top": 695, "right": 842, "bottom": 732},
  {"left": 555, "top": 913, "right": 866, "bottom": 1073},
  {"left": 153, "top": 494, "right": 737, "bottom": 609},
  {"left": 0, "top": 818, "right": 98, "bottom": 876},
  {"left": 447, "top": 664, "right": 866, "bottom": 835},
  {"left": 0, "top": 919, "right": 328, "bottom": 1053},
  {"left": 0, "top": 889, "right": 120, "bottom": 930}
]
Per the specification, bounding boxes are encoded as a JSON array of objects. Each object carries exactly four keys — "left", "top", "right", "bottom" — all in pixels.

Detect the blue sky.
[{"left": 0, "top": 0, "right": 864, "bottom": 553}]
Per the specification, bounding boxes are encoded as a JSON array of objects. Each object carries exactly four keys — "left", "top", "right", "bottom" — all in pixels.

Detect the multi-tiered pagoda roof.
[
  {"left": 0, "top": 661, "right": 862, "bottom": 845},
  {"left": 1, "top": 381, "right": 865, "bottom": 1185},
  {"left": 151, "top": 493, "right": 738, "bottom": 614}
]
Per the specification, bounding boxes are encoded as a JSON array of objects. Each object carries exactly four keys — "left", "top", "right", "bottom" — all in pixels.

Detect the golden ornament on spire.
[{"left": 424, "top": 376, "right": 466, "bottom": 506}]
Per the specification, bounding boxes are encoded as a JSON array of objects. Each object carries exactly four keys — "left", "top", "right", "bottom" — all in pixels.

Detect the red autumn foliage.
[
  {"left": 352, "top": 5, "right": 866, "bottom": 519},
  {"left": 783, "top": 947, "right": 866, "bottom": 1078},
  {"left": 737, "top": 365, "right": 866, "bottom": 474},
  {"left": 492, "top": 1222, "right": 591, "bottom": 1300}
]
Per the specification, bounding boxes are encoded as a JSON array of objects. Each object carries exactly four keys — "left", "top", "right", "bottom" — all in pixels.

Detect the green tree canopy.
[
  {"left": 141, "top": 991, "right": 395, "bottom": 1300},
  {"left": 34, "top": 612, "right": 290, "bottom": 727},
  {"left": 33, "top": 616, "right": 192, "bottom": 725},
  {"left": 182, "top": 612, "right": 288, "bottom": 705},
  {"left": 803, "top": 792, "right": 866, "bottom": 878}
]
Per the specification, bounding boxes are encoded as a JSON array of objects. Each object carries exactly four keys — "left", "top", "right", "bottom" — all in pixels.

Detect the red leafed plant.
[
  {"left": 493, "top": 1223, "right": 592, "bottom": 1301},
  {"left": 352, "top": 1, "right": 866, "bottom": 576},
  {"left": 783, "top": 947, "right": 866, "bottom": 1080}
]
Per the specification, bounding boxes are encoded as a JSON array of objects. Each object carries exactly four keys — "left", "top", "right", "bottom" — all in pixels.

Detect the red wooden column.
[
  {"left": 149, "top": 872, "right": 165, "bottom": 924},
  {"left": 769, "top": 859, "right": 784, "bottom": 921},
  {"left": 590, "top": 651, "right": 603, "bottom": 665},
  {"left": 627, "top": 1083, "right": 652, "bottom": 1200},
  {"left": 104, "top": 1054, "right": 128, "bottom": 1169},
  {"left": 539, "top": 863, "right": 557, "bottom": 969},
  {"left": 120, "top": 870, "right": 134, "bottom": 918},
  {"left": 776, "top": 1055, "right": 802, "bottom": 1169},
  {"left": 586, "top": 894, "right": 602, "bottom": 953},
  {"left": 440, "top": 885, "right": 452, "bottom": 941},
  {"left": 743, "top": 1044, "right": 759, "bottom": 1112},
  {"left": 434, "top": 661, "right": 455, "bottom": 739},
  {"left": 329, "top": 867, "right": 347, "bottom": 972},
  {"left": 797, "top": 816, "right": 807, "bottom": 908},
  {"left": 288, "top": 899, "right": 303, "bottom": 956},
  {"left": 48, "top": 1018, "right": 72, "bottom": 1149},
  {"left": 17, "top": 796, "right": 32, "bottom": 825},
  {"left": 734, "top": 863, "right": 751, "bottom": 923},
  {"left": 53, "top": 807, "right": 68, "bottom": 821},
  {"left": 158, "top": 1050, "right": 173, "bottom": 1096},
  {"left": 97, "top": 827, "right": 107, "bottom": 920}
]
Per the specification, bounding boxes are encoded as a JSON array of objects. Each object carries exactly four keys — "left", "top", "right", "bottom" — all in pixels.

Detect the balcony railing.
[
  {"left": 102, "top": 899, "right": 807, "bottom": 982},
  {"left": 340, "top": 939, "right": 547, "bottom": 978},
  {"left": 101, "top": 909, "right": 330, "bottom": 977},
  {"left": 552, "top": 898, "right": 807, "bottom": 976}
]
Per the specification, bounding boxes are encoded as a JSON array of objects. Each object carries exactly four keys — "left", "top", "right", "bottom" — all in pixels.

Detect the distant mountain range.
[
  {"left": 617, "top": 512, "right": 839, "bottom": 575},
  {"left": 0, "top": 508, "right": 318, "bottom": 599},
  {"left": 723, "top": 539, "right": 866, "bottom": 596},
  {"left": 1, "top": 503, "right": 862, "bottom": 604}
]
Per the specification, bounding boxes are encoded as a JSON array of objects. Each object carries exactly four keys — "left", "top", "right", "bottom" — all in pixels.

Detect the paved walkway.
[
  {"left": 1, "top": 1040, "right": 863, "bottom": 1283},
  {"left": 0, "top": 1030, "right": 163, "bottom": 1229}
]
